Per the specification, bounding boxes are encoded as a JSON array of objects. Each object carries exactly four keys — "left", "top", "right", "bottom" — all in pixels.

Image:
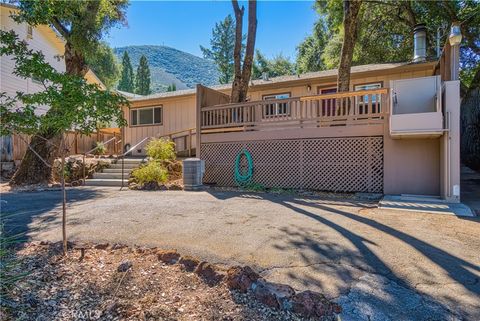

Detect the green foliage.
[
  {"left": 118, "top": 51, "right": 135, "bottom": 93},
  {"left": 0, "top": 213, "right": 26, "bottom": 299},
  {"left": 145, "top": 138, "right": 176, "bottom": 161},
  {"left": 243, "top": 182, "right": 266, "bottom": 192},
  {"left": 131, "top": 161, "right": 168, "bottom": 185},
  {"left": 135, "top": 55, "right": 151, "bottom": 95},
  {"left": 252, "top": 50, "right": 295, "bottom": 79},
  {"left": 200, "top": 15, "right": 238, "bottom": 84},
  {"left": 92, "top": 141, "right": 107, "bottom": 155},
  {"left": 114, "top": 45, "right": 220, "bottom": 93},
  {"left": 298, "top": 0, "right": 480, "bottom": 88},
  {"left": 0, "top": 30, "right": 128, "bottom": 137},
  {"left": 167, "top": 83, "right": 177, "bottom": 92},
  {"left": 14, "top": 0, "right": 128, "bottom": 75},
  {"left": 87, "top": 42, "right": 121, "bottom": 89}
]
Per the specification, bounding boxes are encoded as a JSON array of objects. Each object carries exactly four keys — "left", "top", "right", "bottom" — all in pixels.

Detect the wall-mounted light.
[
  {"left": 449, "top": 22, "right": 462, "bottom": 46},
  {"left": 307, "top": 84, "right": 312, "bottom": 92}
]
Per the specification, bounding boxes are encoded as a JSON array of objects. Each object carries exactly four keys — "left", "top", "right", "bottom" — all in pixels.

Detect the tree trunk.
[
  {"left": 231, "top": 0, "right": 257, "bottom": 103},
  {"left": 337, "top": 0, "right": 362, "bottom": 92},
  {"left": 10, "top": 130, "right": 62, "bottom": 185},
  {"left": 10, "top": 41, "right": 86, "bottom": 186}
]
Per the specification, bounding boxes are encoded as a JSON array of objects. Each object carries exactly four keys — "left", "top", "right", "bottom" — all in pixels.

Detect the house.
[{"left": 0, "top": 3, "right": 107, "bottom": 163}]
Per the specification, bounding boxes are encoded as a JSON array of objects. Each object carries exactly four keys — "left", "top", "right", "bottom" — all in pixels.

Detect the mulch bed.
[{"left": 1, "top": 242, "right": 339, "bottom": 321}]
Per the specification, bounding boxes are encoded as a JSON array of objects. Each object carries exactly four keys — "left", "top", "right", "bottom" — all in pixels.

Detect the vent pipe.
[
  {"left": 262, "top": 72, "right": 269, "bottom": 81},
  {"left": 413, "top": 24, "right": 427, "bottom": 62}
]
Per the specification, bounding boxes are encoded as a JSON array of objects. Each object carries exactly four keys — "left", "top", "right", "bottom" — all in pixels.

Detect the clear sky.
[{"left": 105, "top": 0, "right": 317, "bottom": 61}]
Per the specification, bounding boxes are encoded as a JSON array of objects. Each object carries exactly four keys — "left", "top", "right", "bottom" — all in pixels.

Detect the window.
[
  {"left": 354, "top": 83, "right": 382, "bottom": 114},
  {"left": 263, "top": 93, "right": 290, "bottom": 117},
  {"left": 131, "top": 107, "right": 162, "bottom": 126},
  {"left": 26, "top": 25, "right": 33, "bottom": 39}
]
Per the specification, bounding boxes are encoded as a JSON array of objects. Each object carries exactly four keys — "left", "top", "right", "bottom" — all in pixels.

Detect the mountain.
[{"left": 114, "top": 45, "right": 220, "bottom": 94}]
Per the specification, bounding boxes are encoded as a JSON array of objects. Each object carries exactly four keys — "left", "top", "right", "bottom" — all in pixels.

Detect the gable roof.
[
  {"left": 1, "top": 3, "right": 105, "bottom": 89},
  {"left": 129, "top": 61, "right": 437, "bottom": 102}
]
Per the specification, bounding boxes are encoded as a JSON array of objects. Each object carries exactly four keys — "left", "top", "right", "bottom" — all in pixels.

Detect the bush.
[
  {"left": 145, "top": 138, "right": 176, "bottom": 161},
  {"left": 131, "top": 161, "right": 168, "bottom": 185},
  {"left": 92, "top": 141, "right": 107, "bottom": 155}
]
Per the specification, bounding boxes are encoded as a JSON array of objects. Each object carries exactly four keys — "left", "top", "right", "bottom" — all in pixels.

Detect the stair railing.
[
  {"left": 82, "top": 136, "right": 118, "bottom": 184},
  {"left": 118, "top": 136, "right": 152, "bottom": 189}
]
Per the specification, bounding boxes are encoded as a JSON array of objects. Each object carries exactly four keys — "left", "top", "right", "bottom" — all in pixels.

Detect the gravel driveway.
[{"left": 2, "top": 187, "right": 479, "bottom": 320}]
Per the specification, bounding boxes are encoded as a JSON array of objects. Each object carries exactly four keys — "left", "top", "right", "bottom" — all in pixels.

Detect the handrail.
[
  {"left": 157, "top": 127, "right": 196, "bottom": 139},
  {"left": 119, "top": 135, "right": 152, "bottom": 158},
  {"left": 82, "top": 136, "right": 119, "bottom": 185}
]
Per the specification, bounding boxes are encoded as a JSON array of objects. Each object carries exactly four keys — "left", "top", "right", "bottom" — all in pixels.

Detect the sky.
[{"left": 105, "top": 0, "right": 317, "bottom": 60}]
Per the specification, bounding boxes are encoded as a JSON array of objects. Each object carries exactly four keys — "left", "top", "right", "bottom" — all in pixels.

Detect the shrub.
[
  {"left": 131, "top": 161, "right": 168, "bottom": 185},
  {"left": 92, "top": 141, "right": 107, "bottom": 155},
  {"left": 145, "top": 138, "right": 176, "bottom": 161}
]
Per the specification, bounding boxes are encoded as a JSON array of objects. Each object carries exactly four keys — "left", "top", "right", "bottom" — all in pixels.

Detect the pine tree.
[
  {"left": 167, "top": 83, "right": 176, "bottom": 92},
  {"left": 200, "top": 15, "right": 237, "bottom": 84},
  {"left": 118, "top": 51, "right": 135, "bottom": 93},
  {"left": 135, "top": 55, "right": 151, "bottom": 95}
]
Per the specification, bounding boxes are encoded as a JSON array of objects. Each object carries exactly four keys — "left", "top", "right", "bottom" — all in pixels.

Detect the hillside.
[{"left": 114, "top": 45, "right": 220, "bottom": 93}]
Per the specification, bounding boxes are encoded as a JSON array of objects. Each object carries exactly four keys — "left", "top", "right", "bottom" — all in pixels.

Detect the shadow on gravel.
[{"left": 0, "top": 188, "right": 105, "bottom": 241}]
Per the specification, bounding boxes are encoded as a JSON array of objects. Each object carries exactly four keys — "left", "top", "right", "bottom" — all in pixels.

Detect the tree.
[
  {"left": 87, "top": 42, "right": 121, "bottom": 89},
  {"left": 118, "top": 51, "right": 135, "bottom": 93},
  {"left": 166, "top": 83, "right": 177, "bottom": 92},
  {"left": 200, "top": 15, "right": 237, "bottom": 84},
  {"left": 231, "top": 0, "right": 257, "bottom": 103},
  {"left": 135, "top": 55, "right": 151, "bottom": 95},
  {"left": 11, "top": 0, "right": 128, "bottom": 186},
  {"left": 0, "top": 31, "right": 128, "bottom": 254},
  {"left": 252, "top": 50, "right": 295, "bottom": 79},
  {"left": 296, "top": 20, "right": 328, "bottom": 73},
  {"left": 337, "top": 0, "right": 363, "bottom": 92}
]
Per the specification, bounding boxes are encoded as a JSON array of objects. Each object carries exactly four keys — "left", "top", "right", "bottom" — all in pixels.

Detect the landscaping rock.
[
  {"left": 117, "top": 260, "right": 133, "bottom": 272},
  {"left": 157, "top": 249, "right": 180, "bottom": 264},
  {"left": 252, "top": 279, "right": 295, "bottom": 309},
  {"left": 195, "top": 262, "right": 224, "bottom": 286},
  {"left": 290, "top": 290, "right": 339, "bottom": 318},
  {"left": 93, "top": 243, "right": 109, "bottom": 250},
  {"left": 110, "top": 243, "right": 127, "bottom": 250},
  {"left": 226, "top": 266, "right": 260, "bottom": 292},
  {"left": 179, "top": 256, "right": 200, "bottom": 272}
]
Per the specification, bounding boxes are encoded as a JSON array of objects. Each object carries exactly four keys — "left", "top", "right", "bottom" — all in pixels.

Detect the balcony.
[{"left": 389, "top": 76, "right": 444, "bottom": 139}]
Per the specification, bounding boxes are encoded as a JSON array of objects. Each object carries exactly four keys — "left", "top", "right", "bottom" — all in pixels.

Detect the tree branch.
[{"left": 51, "top": 17, "right": 70, "bottom": 39}]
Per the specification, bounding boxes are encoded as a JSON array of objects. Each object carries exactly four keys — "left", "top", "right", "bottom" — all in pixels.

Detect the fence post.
[{"left": 74, "top": 132, "right": 78, "bottom": 154}]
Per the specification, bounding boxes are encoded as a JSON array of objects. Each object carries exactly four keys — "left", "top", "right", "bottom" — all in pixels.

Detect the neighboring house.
[
  {"left": 0, "top": 3, "right": 104, "bottom": 162},
  {"left": 122, "top": 48, "right": 460, "bottom": 202}
]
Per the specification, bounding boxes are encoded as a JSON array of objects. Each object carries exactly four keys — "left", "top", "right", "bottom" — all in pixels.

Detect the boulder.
[
  {"left": 195, "top": 262, "right": 224, "bottom": 286},
  {"left": 157, "top": 249, "right": 180, "bottom": 264},
  {"left": 179, "top": 256, "right": 200, "bottom": 272},
  {"left": 252, "top": 279, "right": 295, "bottom": 309},
  {"left": 226, "top": 266, "right": 260, "bottom": 292},
  {"left": 290, "top": 290, "right": 340, "bottom": 318}
]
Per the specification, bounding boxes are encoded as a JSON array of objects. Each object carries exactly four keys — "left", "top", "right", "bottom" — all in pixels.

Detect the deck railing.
[{"left": 200, "top": 88, "right": 388, "bottom": 132}]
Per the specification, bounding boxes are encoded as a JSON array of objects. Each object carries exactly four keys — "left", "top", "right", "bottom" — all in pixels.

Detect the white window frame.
[
  {"left": 263, "top": 93, "right": 291, "bottom": 117},
  {"left": 130, "top": 106, "right": 162, "bottom": 126}
]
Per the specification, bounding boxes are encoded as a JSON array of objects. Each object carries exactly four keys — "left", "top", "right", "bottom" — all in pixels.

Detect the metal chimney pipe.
[{"left": 413, "top": 24, "right": 427, "bottom": 62}]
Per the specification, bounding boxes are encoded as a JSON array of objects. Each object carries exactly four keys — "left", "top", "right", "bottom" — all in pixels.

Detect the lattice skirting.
[{"left": 201, "top": 136, "right": 384, "bottom": 193}]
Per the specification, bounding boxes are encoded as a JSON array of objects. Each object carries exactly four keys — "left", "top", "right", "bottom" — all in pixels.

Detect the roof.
[
  {"left": 1, "top": 3, "right": 105, "bottom": 89},
  {"left": 130, "top": 61, "right": 437, "bottom": 102},
  {"left": 116, "top": 90, "right": 146, "bottom": 98}
]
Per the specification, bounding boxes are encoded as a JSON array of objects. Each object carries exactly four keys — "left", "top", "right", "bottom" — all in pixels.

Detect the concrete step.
[
  {"left": 84, "top": 178, "right": 128, "bottom": 187},
  {"left": 102, "top": 168, "right": 133, "bottom": 174},
  {"left": 108, "top": 163, "right": 140, "bottom": 169},
  {"left": 93, "top": 172, "right": 128, "bottom": 179},
  {"left": 117, "top": 158, "right": 146, "bottom": 164}
]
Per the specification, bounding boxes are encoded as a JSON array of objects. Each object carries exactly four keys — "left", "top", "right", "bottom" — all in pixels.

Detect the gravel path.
[{"left": 2, "top": 187, "right": 479, "bottom": 320}]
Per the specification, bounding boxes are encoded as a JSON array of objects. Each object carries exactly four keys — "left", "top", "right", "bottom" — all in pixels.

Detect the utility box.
[{"left": 182, "top": 158, "right": 205, "bottom": 191}]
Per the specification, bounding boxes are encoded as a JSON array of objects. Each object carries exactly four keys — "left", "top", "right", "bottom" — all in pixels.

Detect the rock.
[
  {"left": 117, "top": 260, "right": 132, "bottom": 272},
  {"left": 290, "top": 290, "right": 338, "bottom": 318},
  {"left": 157, "top": 249, "right": 180, "bottom": 264},
  {"left": 94, "top": 243, "right": 109, "bottom": 250},
  {"left": 179, "top": 256, "right": 200, "bottom": 272},
  {"left": 195, "top": 262, "right": 224, "bottom": 286},
  {"left": 166, "top": 182, "right": 183, "bottom": 190},
  {"left": 110, "top": 243, "right": 127, "bottom": 250},
  {"left": 252, "top": 279, "right": 295, "bottom": 309},
  {"left": 226, "top": 266, "right": 260, "bottom": 292}
]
